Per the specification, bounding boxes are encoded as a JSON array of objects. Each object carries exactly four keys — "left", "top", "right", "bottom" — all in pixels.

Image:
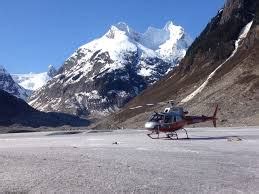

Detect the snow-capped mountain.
[
  {"left": 0, "top": 65, "right": 29, "bottom": 100},
  {"left": 29, "top": 21, "right": 192, "bottom": 116},
  {"left": 12, "top": 65, "right": 57, "bottom": 91}
]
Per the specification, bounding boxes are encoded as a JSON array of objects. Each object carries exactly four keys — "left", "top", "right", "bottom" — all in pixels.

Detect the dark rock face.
[
  {"left": 0, "top": 89, "right": 89, "bottom": 127},
  {"left": 0, "top": 66, "right": 28, "bottom": 100},
  {"left": 181, "top": 0, "right": 255, "bottom": 80},
  {"left": 0, "top": 89, "right": 34, "bottom": 120},
  {"left": 220, "top": 0, "right": 255, "bottom": 25}
]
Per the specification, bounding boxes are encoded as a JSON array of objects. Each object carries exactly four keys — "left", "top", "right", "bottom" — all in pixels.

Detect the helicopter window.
[
  {"left": 164, "top": 115, "right": 172, "bottom": 123},
  {"left": 150, "top": 114, "right": 163, "bottom": 122},
  {"left": 164, "top": 108, "right": 170, "bottom": 113},
  {"left": 176, "top": 115, "right": 182, "bottom": 121}
]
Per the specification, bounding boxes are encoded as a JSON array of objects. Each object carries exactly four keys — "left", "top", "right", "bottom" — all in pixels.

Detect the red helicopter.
[{"left": 131, "top": 101, "right": 218, "bottom": 139}]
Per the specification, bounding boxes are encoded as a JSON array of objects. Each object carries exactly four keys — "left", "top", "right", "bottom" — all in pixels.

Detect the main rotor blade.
[
  {"left": 129, "top": 104, "right": 155, "bottom": 110},
  {"left": 129, "top": 106, "right": 143, "bottom": 110},
  {"left": 128, "top": 100, "right": 177, "bottom": 110}
]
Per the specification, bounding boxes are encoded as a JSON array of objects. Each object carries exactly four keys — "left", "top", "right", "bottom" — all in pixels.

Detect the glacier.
[{"left": 11, "top": 65, "right": 57, "bottom": 91}]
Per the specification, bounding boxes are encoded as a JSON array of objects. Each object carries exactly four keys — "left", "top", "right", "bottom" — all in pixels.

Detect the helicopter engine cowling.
[{"left": 144, "top": 121, "right": 159, "bottom": 130}]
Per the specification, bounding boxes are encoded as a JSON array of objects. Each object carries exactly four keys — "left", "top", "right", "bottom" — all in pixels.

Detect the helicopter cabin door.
[
  {"left": 164, "top": 114, "right": 172, "bottom": 124},
  {"left": 172, "top": 107, "right": 184, "bottom": 122}
]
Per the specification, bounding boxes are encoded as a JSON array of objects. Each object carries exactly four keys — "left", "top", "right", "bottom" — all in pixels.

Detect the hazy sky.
[{"left": 0, "top": 0, "right": 224, "bottom": 73}]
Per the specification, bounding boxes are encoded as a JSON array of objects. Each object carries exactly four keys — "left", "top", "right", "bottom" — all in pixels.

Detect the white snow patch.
[
  {"left": 75, "top": 90, "right": 101, "bottom": 100},
  {"left": 81, "top": 27, "right": 138, "bottom": 65},
  {"left": 117, "top": 91, "right": 128, "bottom": 98},
  {"left": 138, "top": 67, "right": 153, "bottom": 77},
  {"left": 165, "top": 64, "right": 178, "bottom": 74},
  {"left": 181, "top": 20, "right": 254, "bottom": 103},
  {"left": 28, "top": 96, "right": 40, "bottom": 106}
]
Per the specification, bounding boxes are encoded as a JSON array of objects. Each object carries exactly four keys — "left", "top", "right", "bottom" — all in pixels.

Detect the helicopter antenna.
[{"left": 168, "top": 100, "right": 174, "bottom": 107}]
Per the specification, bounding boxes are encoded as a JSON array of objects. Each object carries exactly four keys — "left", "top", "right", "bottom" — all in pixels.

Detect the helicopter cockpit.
[{"left": 145, "top": 106, "right": 187, "bottom": 129}]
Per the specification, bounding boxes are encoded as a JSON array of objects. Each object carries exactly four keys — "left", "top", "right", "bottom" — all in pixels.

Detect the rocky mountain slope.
[
  {"left": 96, "top": 0, "right": 258, "bottom": 128},
  {"left": 0, "top": 65, "right": 29, "bottom": 100},
  {"left": 0, "top": 89, "right": 89, "bottom": 128},
  {"left": 29, "top": 21, "right": 192, "bottom": 117},
  {"left": 11, "top": 65, "right": 57, "bottom": 91}
]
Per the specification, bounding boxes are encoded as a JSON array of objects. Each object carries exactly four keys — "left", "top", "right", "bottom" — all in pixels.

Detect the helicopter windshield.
[{"left": 149, "top": 114, "right": 164, "bottom": 122}]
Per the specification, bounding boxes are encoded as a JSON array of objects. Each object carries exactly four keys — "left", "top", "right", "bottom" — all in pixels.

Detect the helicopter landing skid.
[
  {"left": 182, "top": 128, "right": 189, "bottom": 139},
  {"left": 166, "top": 132, "right": 178, "bottom": 140},
  {"left": 147, "top": 131, "right": 178, "bottom": 140},
  {"left": 147, "top": 131, "right": 160, "bottom": 139},
  {"left": 147, "top": 128, "right": 189, "bottom": 140}
]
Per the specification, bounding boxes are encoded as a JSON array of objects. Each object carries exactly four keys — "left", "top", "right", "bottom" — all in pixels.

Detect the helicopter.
[{"left": 130, "top": 101, "right": 218, "bottom": 139}]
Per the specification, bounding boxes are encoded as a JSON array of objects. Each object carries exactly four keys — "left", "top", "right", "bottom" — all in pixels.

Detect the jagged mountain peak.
[
  {"left": 104, "top": 21, "right": 191, "bottom": 51},
  {"left": 47, "top": 65, "right": 57, "bottom": 78},
  {"left": 140, "top": 21, "right": 192, "bottom": 60},
  {"left": 163, "top": 20, "right": 175, "bottom": 29},
  {"left": 164, "top": 21, "right": 184, "bottom": 38},
  {"left": 112, "top": 22, "right": 133, "bottom": 34},
  {"left": 105, "top": 22, "right": 139, "bottom": 41},
  {"left": 162, "top": 20, "right": 185, "bottom": 36}
]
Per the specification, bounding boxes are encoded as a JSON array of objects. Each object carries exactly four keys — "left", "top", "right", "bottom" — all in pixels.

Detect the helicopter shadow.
[
  {"left": 149, "top": 135, "right": 241, "bottom": 141},
  {"left": 177, "top": 136, "right": 242, "bottom": 141}
]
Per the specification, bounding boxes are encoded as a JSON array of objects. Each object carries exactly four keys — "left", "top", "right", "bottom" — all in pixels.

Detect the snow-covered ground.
[{"left": 0, "top": 127, "right": 258, "bottom": 193}]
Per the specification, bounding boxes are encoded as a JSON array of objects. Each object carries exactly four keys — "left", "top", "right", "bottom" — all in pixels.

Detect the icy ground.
[{"left": 0, "top": 127, "right": 258, "bottom": 193}]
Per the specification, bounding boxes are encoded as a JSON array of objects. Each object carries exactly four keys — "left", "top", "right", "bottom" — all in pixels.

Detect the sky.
[{"left": 0, "top": 0, "right": 224, "bottom": 74}]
